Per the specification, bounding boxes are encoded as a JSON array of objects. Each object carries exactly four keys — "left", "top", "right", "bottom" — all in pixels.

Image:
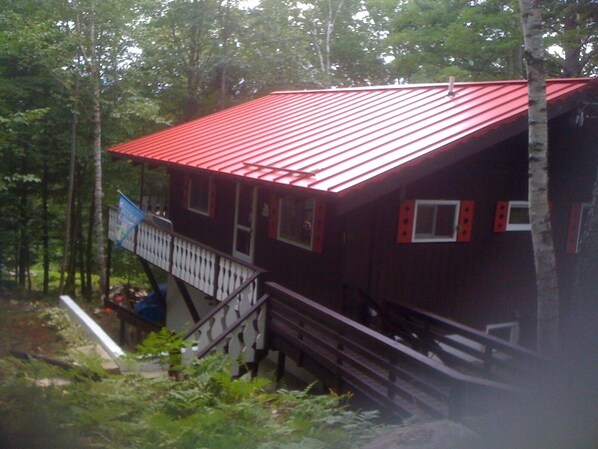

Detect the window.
[
  {"left": 268, "top": 192, "right": 326, "bottom": 253},
  {"left": 278, "top": 194, "right": 315, "bottom": 249},
  {"left": 187, "top": 174, "right": 215, "bottom": 217},
  {"left": 398, "top": 199, "right": 474, "bottom": 243},
  {"left": 505, "top": 201, "right": 530, "bottom": 231},
  {"left": 412, "top": 200, "right": 460, "bottom": 242}
]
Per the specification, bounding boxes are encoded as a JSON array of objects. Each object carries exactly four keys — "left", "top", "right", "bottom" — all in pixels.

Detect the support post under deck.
[
  {"left": 174, "top": 278, "right": 201, "bottom": 323},
  {"left": 138, "top": 256, "right": 166, "bottom": 312}
]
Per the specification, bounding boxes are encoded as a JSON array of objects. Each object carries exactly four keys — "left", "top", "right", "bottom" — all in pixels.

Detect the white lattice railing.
[
  {"left": 183, "top": 272, "right": 261, "bottom": 340},
  {"left": 108, "top": 206, "right": 266, "bottom": 374},
  {"left": 108, "top": 207, "right": 262, "bottom": 303},
  {"left": 182, "top": 293, "right": 268, "bottom": 376}
]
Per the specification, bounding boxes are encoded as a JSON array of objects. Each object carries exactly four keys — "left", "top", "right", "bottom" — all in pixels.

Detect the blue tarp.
[{"left": 135, "top": 284, "right": 166, "bottom": 323}]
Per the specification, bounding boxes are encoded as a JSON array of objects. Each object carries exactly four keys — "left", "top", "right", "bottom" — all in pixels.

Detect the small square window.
[
  {"left": 413, "top": 200, "right": 460, "bottom": 242},
  {"left": 506, "top": 201, "right": 531, "bottom": 231},
  {"left": 278, "top": 194, "right": 315, "bottom": 249},
  {"left": 188, "top": 175, "right": 211, "bottom": 215}
]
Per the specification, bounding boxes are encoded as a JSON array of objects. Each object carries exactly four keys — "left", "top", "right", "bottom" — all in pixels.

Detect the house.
[{"left": 108, "top": 78, "right": 598, "bottom": 349}]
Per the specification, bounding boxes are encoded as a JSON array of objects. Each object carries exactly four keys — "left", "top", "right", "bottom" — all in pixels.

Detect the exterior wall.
[
  {"left": 337, "top": 114, "right": 597, "bottom": 344},
  {"left": 549, "top": 116, "right": 598, "bottom": 313},
  {"left": 355, "top": 135, "right": 537, "bottom": 337},
  {"left": 167, "top": 170, "right": 343, "bottom": 311},
  {"left": 168, "top": 171, "right": 237, "bottom": 254},
  {"left": 252, "top": 190, "right": 343, "bottom": 311}
]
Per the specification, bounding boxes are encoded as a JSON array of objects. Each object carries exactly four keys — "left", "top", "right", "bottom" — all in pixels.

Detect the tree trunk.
[
  {"left": 59, "top": 74, "right": 79, "bottom": 295},
  {"left": 66, "top": 173, "right": 83, "bottom": 294},
  {"left": 519, "top": 0, "right": 559, "bottom": 353},
  {"left": 562, "top": 0, "right": 582, "bottom": 77},
  {"left": 86, "top": 193, "right": 95, "bottom": 298},
  {"left": 90, "top": 2, "right": 107, "bottom": 293},
  {"left": 42, "top": 157, "right": 49, "bottom": 294},
  {"left": 18, "top": 183, "right": 28, "bottom": 287}
]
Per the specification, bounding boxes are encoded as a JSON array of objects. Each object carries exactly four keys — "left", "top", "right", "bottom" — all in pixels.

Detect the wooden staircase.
[
  {"left": 106, "top": 209, "right": 545, "bottom": 423},
  {"left": 358, "top": 290, "right": 549, "bottom": 387},
  {"left": 264, "top": 283, "right": 524, "bottom": 421},
  {"left": 184, "top": 281, "right": 535, "bottom": 422}
]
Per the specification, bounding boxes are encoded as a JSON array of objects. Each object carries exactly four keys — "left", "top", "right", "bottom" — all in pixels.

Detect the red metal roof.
[{"left": 109, "top": 78, "right": 597, "bottom": 194}]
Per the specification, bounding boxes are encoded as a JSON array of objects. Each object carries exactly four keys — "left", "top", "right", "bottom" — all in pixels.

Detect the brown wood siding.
[
  {"left": 549, "top": 117, "right": 598, "bottom": 314},
  {"left": 253, "top": 188, "right": 343, "bottom": 312},
  {"left": 338, "top": 114, "right": 597, "bottom": 344},
  {"left": 168, "top": 169, "right": 236, "bottom": 254},
  {"left": 378, "top": 135, "right": 537, "bottom": 332}
]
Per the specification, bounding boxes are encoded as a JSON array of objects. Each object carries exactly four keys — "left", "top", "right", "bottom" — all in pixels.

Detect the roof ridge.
[{"left": 271, "top": 78, "right": 596, "bottom": 95}]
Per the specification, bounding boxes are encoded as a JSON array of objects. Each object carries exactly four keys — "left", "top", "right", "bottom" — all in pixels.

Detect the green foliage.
[
  {"left": 134, "top": 327, "right": 189, "bottom": 372},
  {"left": 38, "top": 306, "right": 92, "bottom": 347},
  {"left": 0, "top": 353, "right": 385, "bottom": 449},
  {"left": 386, "top": 0, "right": 524, "bottom": 82},
  {"left": 0, "top": 359, "right": 81, "bottom": 449}
]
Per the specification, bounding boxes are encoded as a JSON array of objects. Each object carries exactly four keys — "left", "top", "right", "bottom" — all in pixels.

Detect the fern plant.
[{"left": 1, "top": 353, "right": 387, "bottom": 449}]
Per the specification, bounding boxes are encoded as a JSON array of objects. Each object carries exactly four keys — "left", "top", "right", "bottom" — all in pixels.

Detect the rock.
[
  {"left": 362, "top": 420, "right": 482, "bottom": 449},
  {"left": 34, "top": 378, "right": 71, "bottom": 388}
]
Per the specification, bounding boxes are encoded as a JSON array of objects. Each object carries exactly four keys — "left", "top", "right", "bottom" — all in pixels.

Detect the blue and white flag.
[{"left": 111, "top": 192, "right": 145, "bottom": 246}]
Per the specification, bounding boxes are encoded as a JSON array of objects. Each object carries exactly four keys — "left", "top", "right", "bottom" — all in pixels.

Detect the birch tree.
[{"left": 519, "top": 0, "right": 559, "bottom": 353}]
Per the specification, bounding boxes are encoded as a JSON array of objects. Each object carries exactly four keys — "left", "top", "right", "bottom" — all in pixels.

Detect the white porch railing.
[
  {"left": 108, "top": 207, "right": 262, "bottom": 302},
  {"left": 108, "top": 206, "right": 266, "bottom": 374},
  {"left": 183, "top": 293, "right": 268, "bottom": 376}
]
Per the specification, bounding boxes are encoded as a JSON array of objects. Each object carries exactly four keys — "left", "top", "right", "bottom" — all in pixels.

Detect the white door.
[{"left": 233, "top": 183, "right": 257, "bottom": 263}]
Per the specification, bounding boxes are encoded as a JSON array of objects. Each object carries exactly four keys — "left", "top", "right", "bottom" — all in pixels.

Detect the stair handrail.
[
  {"left": 353, "top": 286, "right": 549, "bottom": 379},
  {"left": 183, "top": 271, "right": 262, "bottom": 341},
  {"left": 382, "top": 301, "right": 550, "bottom": 368},
  {"left": 194, "top": 293, "right": 269, "bottom": 360},
  {"left": 267, "top": 282, "right": 521, "bottom": 419}
]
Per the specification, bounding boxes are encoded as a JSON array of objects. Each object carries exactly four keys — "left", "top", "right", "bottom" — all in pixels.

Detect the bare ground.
[{"left": 0, "top": 286, "right": 120, "bottom": 359}]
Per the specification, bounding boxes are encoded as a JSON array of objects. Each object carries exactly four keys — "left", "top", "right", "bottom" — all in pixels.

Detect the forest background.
[{"left": 1, "top": 0, "right": 596, "bottom": 297}]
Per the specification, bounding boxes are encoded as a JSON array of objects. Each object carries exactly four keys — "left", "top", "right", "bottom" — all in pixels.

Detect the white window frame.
[
  {"left": 505, "top": 201, "right": 531, "bottom": 231},
  {"left": 187, "top": 175, "right": 211, "bottom": 216},
  {"left": 277, "top": 194, "right": 316, "bottom": 250},
  {"left": 412, "top": 200, "right": 460, "bottom": 243}
]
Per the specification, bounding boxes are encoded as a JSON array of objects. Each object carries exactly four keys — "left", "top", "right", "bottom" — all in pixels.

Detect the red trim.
[
  {"left": 312, "top": 200, "right": 326, "bottom": 253},
  {"left": 493, "top": 201, "right": 509, "bottom": 232},
  {"left": 566, "top": 203, "right": 583, "bottom": 254},
  {"left": 268, "top": 192, "right": 279, "bottom": 239},
  {"left": 208, "top": 178, "right": 217, "bottom": 218},
  {"left": 397, "top": 200, "right": 415, "bottom": 243},
  {"left": 457, "top": 200, "right": 475, "bottom": 242}
]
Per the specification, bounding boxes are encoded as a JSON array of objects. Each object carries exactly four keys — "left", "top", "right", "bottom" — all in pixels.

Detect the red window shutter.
[
  {"left": 494, "top": 201, "right": 508, "bottom": 232},
  {"left": 312, "top": 200, "right": 326, "bottom": 253},
  {"left": 566, "top": 203, "right": 583, "bottom": 254},
  {"left": 208, "top": 178, "right": 217, "bottom": 218},
  {"left": 457, "top": 200, "right": 475, "bottom": 242},
  {"left": 397, "top": 200, "right": 415, "bottom": 243},
  {"left": 268, "top": 192, "right": 279, "bottom": 239}
]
